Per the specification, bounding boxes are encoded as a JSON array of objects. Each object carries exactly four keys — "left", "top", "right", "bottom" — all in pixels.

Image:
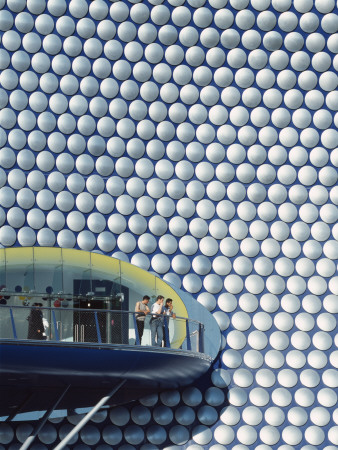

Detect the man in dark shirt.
[{"left": 135, "top": 295, "right": 150, "bottom": 344}]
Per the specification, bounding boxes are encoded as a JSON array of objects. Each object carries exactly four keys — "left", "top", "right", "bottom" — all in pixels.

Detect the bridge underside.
[{"left": 0, "top": 341, "right": 212, "bottom": 416}]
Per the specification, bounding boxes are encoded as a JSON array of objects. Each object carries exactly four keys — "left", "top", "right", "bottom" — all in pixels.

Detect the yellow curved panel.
[
  {"left": 0, "top": 249, "right": 5, "bottom": 265},
  {"left": 0, "top": 249, "right": 6, "bottom": 288},
  {"left": 5, "top": 247, "right": 33, "bottom": 265},
  {"left": 33, "top": 247, "right": 62, "bottom": 265},
  {"left": 62, "top": 248, "right": 91, "bottom": 269},
  {"left": 90, "top": 252, "right": 121, "bottom": 283}
]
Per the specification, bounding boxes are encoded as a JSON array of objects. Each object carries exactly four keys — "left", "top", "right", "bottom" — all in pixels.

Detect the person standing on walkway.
[
  {"left": 135, "top": 295, "right": 150, "bottom": 344},
  {"left": 150, "top": 295, "right": 164, "bottom": 346},
  {"left": 163, "top": 298, "right": 176, "bottom": 347}
]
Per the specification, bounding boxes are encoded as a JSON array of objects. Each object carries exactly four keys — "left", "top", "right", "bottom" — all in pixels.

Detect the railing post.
[
  {"left": 133, "top": 314, "right": 140, "bottom": 345},
  {"left": 199, "top": 323, "right": 204, "bottom": 354},
  {"left": 164, "top": 316, "right": 170, "bottom": 348},
  {"left": 9, "top": 309, "right": 17, "bottom": 340},
  {"left": 94, "top": 312, "right": 102, "bottom": 344},
  {"left": 185, "top": 319, "right": 191, "bottom": 351},
  {"left": 52, "top": 310, "right": 59, "bottom": 341}
]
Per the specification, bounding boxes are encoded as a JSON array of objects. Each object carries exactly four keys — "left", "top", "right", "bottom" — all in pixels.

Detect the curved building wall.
[{"left": 0, "top": 0, "right": 337, "bottom": 448}]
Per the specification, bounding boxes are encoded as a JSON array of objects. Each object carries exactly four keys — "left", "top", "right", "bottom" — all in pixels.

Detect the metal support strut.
[
  {"left": 53, "top": 379, "right": 126, "bottom": 450},
  {"left": 19, "top": 385, "right": 70, "bottom": 450},
  {"left": 6, "top": 393, "right": 36, "bottom": 423}
]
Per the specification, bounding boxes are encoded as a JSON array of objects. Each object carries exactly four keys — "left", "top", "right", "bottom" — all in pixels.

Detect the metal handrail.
[
  {"left": 0, "top": 304, "right": 205, "bottom": 354},
  {"left": 0, "top": 304, "right": 203, "bottom": 326}
]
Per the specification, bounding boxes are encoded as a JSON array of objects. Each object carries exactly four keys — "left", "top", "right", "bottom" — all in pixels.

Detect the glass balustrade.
[
  {"left": 0, "top": 303, "right": 204, "bottom": 353},
  {"left": 0, "top": 248, "right": 214, "bottom": 357}
]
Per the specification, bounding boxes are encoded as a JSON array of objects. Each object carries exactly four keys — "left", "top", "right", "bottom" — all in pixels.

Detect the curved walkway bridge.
[{"left": 0, "top": 247, "right": 220, "bottom": 449}]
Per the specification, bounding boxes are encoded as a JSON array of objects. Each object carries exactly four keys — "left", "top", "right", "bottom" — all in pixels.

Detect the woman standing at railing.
[
  {"left": 163, "top": 299, "right": 176, "bottom": 347},
  {"left": 27, "top": 303, "right": 46, "bottom": 340}
]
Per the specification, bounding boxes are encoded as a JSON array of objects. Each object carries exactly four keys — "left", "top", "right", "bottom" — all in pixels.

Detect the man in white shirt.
[{"left": 150, "top": 295, "right": 164, "bottom": 346}]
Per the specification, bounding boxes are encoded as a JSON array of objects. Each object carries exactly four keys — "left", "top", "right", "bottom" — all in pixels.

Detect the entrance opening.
[{"left": 73, "top": 280, "right": 129, "bottom": 344}]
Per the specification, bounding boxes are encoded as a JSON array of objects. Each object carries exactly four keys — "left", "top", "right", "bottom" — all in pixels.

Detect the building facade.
[{"left": 0, "top": 0, "right": 337, "bottom": 448}]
